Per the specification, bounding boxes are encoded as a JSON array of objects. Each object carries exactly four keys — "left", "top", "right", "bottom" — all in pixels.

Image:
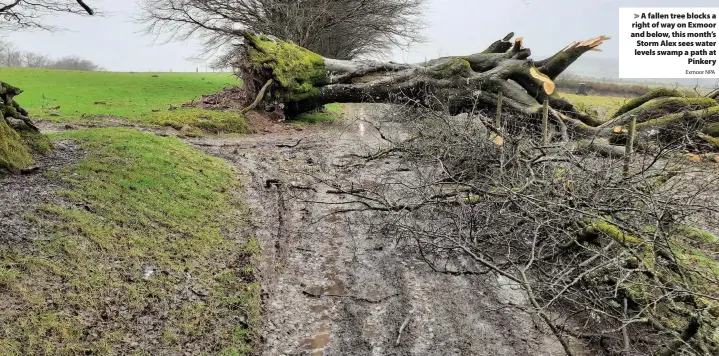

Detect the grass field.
[
  {"left": 1, "top": 67, "right": 238, "bottom": 120},
  {"left": 2, "top": 67, "right": 345, "bottom": 134},
  {"left": 0, "top": 129, "right": 259, "bottom": 355},
  {"left": 561, "top": 93, "right": 631, "bottom": 120}
]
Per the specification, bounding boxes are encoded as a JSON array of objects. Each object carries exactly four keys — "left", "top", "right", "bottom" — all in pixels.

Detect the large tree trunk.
[{"left": 231, "top": 32, "right": 719, "bottom": 153}]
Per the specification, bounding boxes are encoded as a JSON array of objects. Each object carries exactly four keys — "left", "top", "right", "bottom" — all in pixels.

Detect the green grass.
[
  {"left": 0, "top": 128, "right": 258, "bottom": 355},
  {"left": 1, "top": 67, "right": 250, "bottom": 134},
  {"left": 136, "top": 108, "right": 250, "bottom": 136},
  {"left": 561, "top": 93, "right": 630, "bottom": 120},
  {"left": 294, "top": 102, "right": 344, "bottom": 125},
  {"left": 0, "top": 118, "right": 34, "bottom": 171},
  {"left": 1, "top": 67, "right": 237, "bottom": 120}
]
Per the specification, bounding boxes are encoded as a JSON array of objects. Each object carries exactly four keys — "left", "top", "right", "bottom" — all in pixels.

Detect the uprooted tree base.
[
  {"left": 0, "top": 82, "right": 51, "bottom": 174},
  {"left": 229, "top": 32, "right": 719, "bottom": 155}
]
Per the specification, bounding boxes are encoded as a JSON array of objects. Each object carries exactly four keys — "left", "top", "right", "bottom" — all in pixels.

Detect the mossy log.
[
  {"left": 233, "top": 33, "right": 606, "bottom": 125},
  {"left": 605, "top": 89, "right": 719, "bottom": 152},
  {"left": 231, "top": 32, "right": 719, "bottom": 153},
  {"left": 0, "top": 81, "right": 49, "bottom": 173},
  {"left": 578, "top": 219, "right": 719, "bottom": 355}
]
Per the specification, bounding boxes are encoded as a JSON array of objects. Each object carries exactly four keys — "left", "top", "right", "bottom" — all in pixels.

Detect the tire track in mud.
[{"left": 191, "top": 104, "right": 575, "bottom": 356}]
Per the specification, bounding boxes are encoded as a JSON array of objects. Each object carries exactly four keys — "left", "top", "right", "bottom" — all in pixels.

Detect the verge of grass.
[
  {"left": 561, "top": 93, "right": 629, "bottom": 120},
  {"left": 293, "top": 103, "right": 345, "bottom": 125},
  {"left": 0, "top": 128, "right": 259, "bottom": 355},
  {"left": 136, "top": 108, "right": 250, "bottom": 136}
]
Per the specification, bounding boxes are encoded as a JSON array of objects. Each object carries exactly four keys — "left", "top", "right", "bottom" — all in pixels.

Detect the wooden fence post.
[
  {"left": 542, "top": 100, "right": 549, "bottom": 145},
  {"left": 492, "top": 92, "right": 503, "bottom": 138}
]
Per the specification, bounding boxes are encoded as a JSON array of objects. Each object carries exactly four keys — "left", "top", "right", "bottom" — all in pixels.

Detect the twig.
[
  {"left": 76, "top": 0, "right": 94, "bottom": 15},
  {"left": 276, "top": 139, "right": 303, "bottom": 148},
  {"left": 190, "top": 142, "right": 249, "bottom": 148},
  {"left": 623, "top": 116, "right": 637, "bottom": 177},
  {"left": 326, "top": 188, "right": 366, "bottom": 194},
  {"left": 289, "top": 184, "right": 317, "bottom": 191},
  {"left": 302, "top": 290, "right": 399, "bottom": 304},
  {"left": 519, "top": 269, "right": 575, "bottom": 356},
  {"left": 622, "top": 297, "right": 630, "bottom": 355},
  {"left": 240, "top": 79, "right": 273, "bottom": 114},
  {"left": 265, "top": 179, "right": 282, "bottom": 188},
  {"left": 396, "top": 312, "right": 412, "bottom": 346}
]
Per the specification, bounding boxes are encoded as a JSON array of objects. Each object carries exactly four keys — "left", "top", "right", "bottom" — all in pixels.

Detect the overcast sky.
[{"left": 6, "top": 0, "right": 718, "bottom": 72}]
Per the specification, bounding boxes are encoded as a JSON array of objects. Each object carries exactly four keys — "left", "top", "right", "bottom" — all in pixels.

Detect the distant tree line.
[
  {"left": 0, "top": 41, "right": 101, "bottom": 71},
  {"left": 556, "top": 74, "right": 651, "bottom": 98}
]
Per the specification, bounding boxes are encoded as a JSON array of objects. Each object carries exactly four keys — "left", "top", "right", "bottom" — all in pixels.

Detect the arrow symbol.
[{"left": 634, "top": 13, "right": 639, "bottom": 19}]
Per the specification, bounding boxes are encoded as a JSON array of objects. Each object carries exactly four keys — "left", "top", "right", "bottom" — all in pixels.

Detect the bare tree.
[
  {"left": 0, "top": 39, "right": 99, "bottom": 69},
  {"left": 22, "top": 51, "right": 50, "bottom": 68},
  {"left": 47, "top": 55, "right": 101, "bottom": 71},
  {"left": 4, "top": 47, "right": 22, "bottom": 66},
  {"left": 0, "top": 39, "right": 12, "bottom": 63},
  {"left": 138, "top": 0, "right": 427, "bottom": 60},
  {"left": 0, "top": 0, "right": 95, "bottom": 30}
]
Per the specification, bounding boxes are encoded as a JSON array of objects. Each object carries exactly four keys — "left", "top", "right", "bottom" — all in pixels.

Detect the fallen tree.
[{"left": 229, "top": 32, "right": 719, "bottom": 154}]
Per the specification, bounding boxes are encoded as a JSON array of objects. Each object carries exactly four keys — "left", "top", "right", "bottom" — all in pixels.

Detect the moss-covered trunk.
[
  {"left": 229, "top": 32, "right": 719, "bottom": 154},
  {"left": 0, "top": 81, "right": 50, "bottom": 173},
  {"left": 232, "top": 33, "right": 606, "bottom": 120}
]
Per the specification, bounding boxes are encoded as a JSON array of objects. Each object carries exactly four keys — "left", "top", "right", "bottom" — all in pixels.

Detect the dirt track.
[{"left": 191, "top": 104, "right": 571, "bottom": 356}]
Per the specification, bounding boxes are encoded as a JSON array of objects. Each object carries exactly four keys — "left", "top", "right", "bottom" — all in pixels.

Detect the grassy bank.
[
  {"left": 1, "top": 68, "right": 236, "bottom": 120},
  {"left": 1, "top": 68, "right": 250, "bottom": 135},
  {"left": 0, "top": 128, "right": 258, "bottom": 355}
]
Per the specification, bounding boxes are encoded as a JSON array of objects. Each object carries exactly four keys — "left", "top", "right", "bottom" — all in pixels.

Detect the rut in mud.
[{"left": 192, "top": 104, "right": 575, "bottom": 356}]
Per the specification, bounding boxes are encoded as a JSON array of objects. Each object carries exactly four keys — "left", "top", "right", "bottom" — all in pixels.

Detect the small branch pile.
[{"left": 295, "top": 103, "right": 719, "bottom": 355}]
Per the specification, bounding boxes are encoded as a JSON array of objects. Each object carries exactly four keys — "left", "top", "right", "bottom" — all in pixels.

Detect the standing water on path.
[{"left": 191, "top": 104, "right": 577, "bottom": 356}]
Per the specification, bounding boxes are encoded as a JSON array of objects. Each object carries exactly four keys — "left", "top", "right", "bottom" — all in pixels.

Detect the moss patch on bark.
[{"left": 245, "top": 34, "right": 326, "bottom": 102}]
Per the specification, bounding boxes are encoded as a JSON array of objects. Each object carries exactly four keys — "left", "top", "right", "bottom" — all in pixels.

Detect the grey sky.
[{"left": 6, "top": 0, "right": 719, "bottom": 72}]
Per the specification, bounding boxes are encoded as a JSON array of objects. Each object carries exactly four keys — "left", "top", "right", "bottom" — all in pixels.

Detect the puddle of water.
[
  {"left": 309, "top": 304, "right": 331, "bottom": 321},
  {"left": 305, "top": 275, "right": 344, "bottom": 296},
  {"left": 305, "top": 285, "right": 325, "bottom": 296},
  {"left": 323, "top": 274, "right": 346, "bottom": 295},
  {"left": 301, "top": 324, "right": 331, "bottom": 354},
  {"left": 310, "top": 304, "right": 328, "bottom": 313},
  {"left": 325, "top": 214, "right": 341, "bottom": 223},
  {"left": 365, "top": 289, "right": 382, "bottom": 300},
  {"left": 362, "top": 321, "right": 381, "bottom": 340}
]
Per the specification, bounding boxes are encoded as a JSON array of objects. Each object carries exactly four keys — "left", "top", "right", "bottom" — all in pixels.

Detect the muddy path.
[{"left": 190, "top": 104, "right": 572, "bottom": 356}]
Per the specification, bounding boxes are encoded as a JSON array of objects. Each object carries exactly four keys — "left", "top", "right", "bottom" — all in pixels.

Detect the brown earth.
[
  {"left": 188, "top": 104, "right": 581, "bottom": 356},
  {"left": 1, "top": 104, "right": 586, "bottom": 355}
]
